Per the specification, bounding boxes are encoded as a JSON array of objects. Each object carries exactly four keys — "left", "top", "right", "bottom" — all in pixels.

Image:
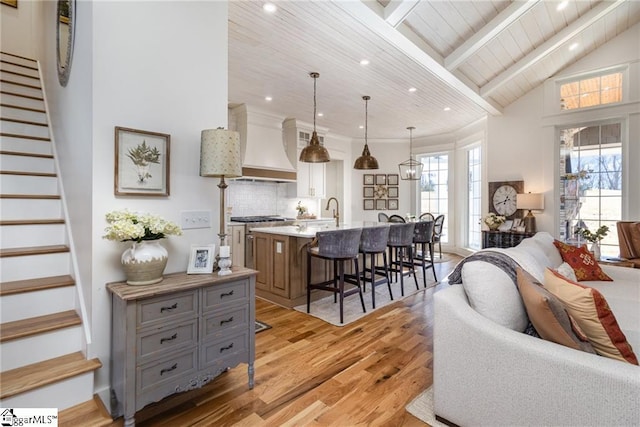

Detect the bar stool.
[
  {"left": 306, "top": 228, "right": 365, "bottom": 324},
  {"left": 386, "top": 222, "right": 418, "bottom": 296},
  {"left": 388, "top": 214, "right": 406, "bottom": 223},
  {"left": 354, "top": 225, "right": 391, "bottom": 309},
  {"left": 413, "top": 220, "right": 438, "bottom": 286}
]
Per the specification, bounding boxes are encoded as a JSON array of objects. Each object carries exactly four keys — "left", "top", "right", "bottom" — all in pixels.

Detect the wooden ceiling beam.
[{"left": 384, "top": 0, "right": 422, "bottom": 28}]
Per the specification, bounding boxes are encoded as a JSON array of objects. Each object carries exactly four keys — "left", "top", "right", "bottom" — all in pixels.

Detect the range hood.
[{"left": 229, "top": 104, "right": 296, "bottom": 182}]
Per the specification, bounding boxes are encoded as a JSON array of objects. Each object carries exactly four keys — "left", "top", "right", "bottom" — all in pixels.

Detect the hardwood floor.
[{"left": 110, "top": 255, "right": 461, "bottom": 427}]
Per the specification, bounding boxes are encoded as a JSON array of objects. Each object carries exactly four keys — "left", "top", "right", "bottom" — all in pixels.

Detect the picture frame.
[
  {"left": 115, "top": 126, "right": 170, "bottom": 197},
  {"left": 375, "top": 174, "right": 387, "bottom": 185},
  {"left": 363, "top": 174, "right": 374, "bottom": 185},
  {"left": 498, "top": 220, "right": 513, "bottom": 232},
  {"left": 388, "top": 199, "right": 399, "bottom": 210},
  {"left": 1, "top": 0, "right": 18, "bottom": 8},
  {"left": 387, "top": 174, "right": 399, "bottom": 185},
  {"left": 363, "top": 186, "right": 374, "bottom": 198},
  {"left": 363, "top": 199, "right": 374, "bottom": 210},
  {"left": 511, "top": 218, "right": 522, "bottom": 230},
  {"left": 387, "top": 186, "right": 399, "bottom": 198},
  {"left": 187, "top": 244, "right": 215, "bottom": 274},
  {"left": 375, "top": 199, "right": 387, "bottom": 210}
]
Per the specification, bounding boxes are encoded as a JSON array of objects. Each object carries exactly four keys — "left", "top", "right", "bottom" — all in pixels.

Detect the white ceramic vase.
[
  {"left": 121, "top": 240, "right": 168, "bottom": 285},
  {"left": 590, "top": 242, "right": 601, "bottom": 261}
]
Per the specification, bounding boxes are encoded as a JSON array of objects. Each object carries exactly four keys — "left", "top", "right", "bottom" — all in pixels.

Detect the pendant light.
[
  {"left": 299, "top": 72, "right": 330, "bottom": 163},
  {"left": 399, "top": 126, "right": 423, "bottom": 180},
  {"left": 353, "top": 95, "right": 379, "bottom": 170}
]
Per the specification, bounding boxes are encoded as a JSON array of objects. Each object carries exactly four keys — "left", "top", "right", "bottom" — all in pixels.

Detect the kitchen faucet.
[{"left": 326, "top": 197, "right": 340, "bottom": 227}]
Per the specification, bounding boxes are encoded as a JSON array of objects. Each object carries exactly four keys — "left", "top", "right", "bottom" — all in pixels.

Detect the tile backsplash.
[{"left": 227, "top": 180, "right": 321, "bottom": 218}]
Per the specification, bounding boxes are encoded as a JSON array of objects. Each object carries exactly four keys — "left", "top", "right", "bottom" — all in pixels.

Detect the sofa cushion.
[
  {"left": 555, "top": 262, "right": 578, "bottom": 282},
  {"left": 517, "top": 268, "right": 595, "bottom": 353},
  {"left": 552, "top": 240, "right": 612, "bottom": 281},
  {"left": 543, "top": 268, "right": 638, "bottom": 364},
  {"left": 461, "top": 260, "right": 528, "bottom": 332}
]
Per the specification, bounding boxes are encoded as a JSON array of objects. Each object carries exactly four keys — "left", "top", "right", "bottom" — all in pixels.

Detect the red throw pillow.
[{"left": 553, "top": 240, "right": 612, "bottom": 281}]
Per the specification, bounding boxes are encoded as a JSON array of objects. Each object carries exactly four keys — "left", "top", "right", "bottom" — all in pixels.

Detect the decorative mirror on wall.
[{"left": 56, "top": 0, "right": 75, "bottom": 86}]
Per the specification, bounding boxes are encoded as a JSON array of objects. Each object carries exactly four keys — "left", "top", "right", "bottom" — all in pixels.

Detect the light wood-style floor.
[{"left": 110, "top": 255, "right": 461, "bottom": 427}]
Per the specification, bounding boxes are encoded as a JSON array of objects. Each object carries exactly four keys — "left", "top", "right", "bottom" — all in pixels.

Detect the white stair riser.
[
  {"left": 0, "top": 136, "right": 52, "bottom": 156},
  {"left": 0, "top": 286, "right": 75, "bottom": 322},
  {"left": 0, "top": 326, "right": 83, "bottom": 371},
  {"left": 0, "top": 174, "right": 58, "bottom": 195},
  {"left": 0, "top": 62, "right": 40, "bottom": 78},
  {"left": 0, "top": 153, "right": 55, "bottom": 173},
  {"left": 0, "top": 54, "right": 38, "bottom": 69},
  {"left": 0, "top": 93, "right": 44, "bottom": 110},
  {"left": 0, "top": 198, "right": 62, "bottom": 220},
  {"left": 0, "top": 81, "right": 42, "bottom": 99},
  {"left": 0, "top": 252, "right": 70, "bottom": 282},
  {"left": 0, "top": 105, "right": 47, "bottom": 123},
  {"left": 0, "top": 121, "right": 50, "bottom": 139},
  {"left": 0, "top": 71, "right": 41, "bottom": 88},
  {"left": 1, "top": 223, "right": 66, "bottom": 247},
  {"left": 0, "top": 373, "right": 95, "bottom": 411}
]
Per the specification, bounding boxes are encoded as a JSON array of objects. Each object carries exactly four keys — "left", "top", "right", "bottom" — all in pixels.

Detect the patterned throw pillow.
[
  {"left": 543, "top": 268, "right": 637, "bottom": 364},
  {"left": 552, "top": 240, "right": 612, "bottom": 281}
]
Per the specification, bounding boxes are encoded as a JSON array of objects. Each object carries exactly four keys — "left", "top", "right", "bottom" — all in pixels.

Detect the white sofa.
[{"left": 434, "top": 232, "right": 640, "bottom": 427}]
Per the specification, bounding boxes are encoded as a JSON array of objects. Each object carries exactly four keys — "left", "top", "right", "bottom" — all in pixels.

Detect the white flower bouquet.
[
  {"left": 483, "top": 212, "right": 506, "bottom": 229},
  {"left": 103, "top": 210, "right": 182, "bottom": 243}
]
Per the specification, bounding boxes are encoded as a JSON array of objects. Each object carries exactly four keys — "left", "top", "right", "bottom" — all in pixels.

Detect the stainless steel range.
[{"left": 230, "top": 215, "right": 296, "bottom": 268}]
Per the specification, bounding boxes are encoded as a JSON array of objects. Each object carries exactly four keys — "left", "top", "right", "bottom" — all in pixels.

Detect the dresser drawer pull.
[
  {"left": 220, "top": 343, "right": 234, "bottom": 353},
  {"left": 160, "top": 333, "right": 178, "bottom": 344},
  {"left": 220, "top": 316, "right": 234, "bottom": 326},
  {"left": 220, "top": 290, "right": 234, "bottom": 298},
  {"left": 160, "top": 363, "right": 178, "bottom": 375},
  {"left": 160, "top": 303, "right": 178, "bottom": 312}
]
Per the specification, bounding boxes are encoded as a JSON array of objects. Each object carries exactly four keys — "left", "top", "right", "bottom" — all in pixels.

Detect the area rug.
[
  {"left": 405, "top": 386, "right": 448, "bottom": 427},
  {"left": 255, "top": 320, "right": 272, "bottom": 333},
  {"left": 294, "top": 274, "right": 436, "bottom": 326}
]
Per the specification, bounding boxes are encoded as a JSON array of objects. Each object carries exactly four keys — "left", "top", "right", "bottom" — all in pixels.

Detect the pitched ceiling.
[{"left": 228, "top": 0, "right": 640, "bottom": 140}]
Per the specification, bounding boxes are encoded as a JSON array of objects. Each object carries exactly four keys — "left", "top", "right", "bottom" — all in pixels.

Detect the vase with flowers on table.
[
  {"left": 575, "top": 224, "right": 609, "bottom": 261},
  {"left": 483, "top": 212, "right": 506, "bottom": 231}
]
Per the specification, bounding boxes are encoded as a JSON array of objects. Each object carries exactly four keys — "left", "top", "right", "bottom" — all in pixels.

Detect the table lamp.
[
  {"left": 517, "top": 192, "right": 544, "bottom": 233},
  {"left": 200, "top": 128, "right": 242, "bottom": 253}
]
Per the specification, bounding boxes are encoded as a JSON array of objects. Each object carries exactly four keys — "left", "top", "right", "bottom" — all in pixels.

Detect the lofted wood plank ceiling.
[{"left": 228, "top": 0, "right": 640, "bottom": 140}]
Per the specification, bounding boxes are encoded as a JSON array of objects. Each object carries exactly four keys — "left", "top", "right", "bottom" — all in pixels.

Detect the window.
[
  {"left": 559, "top": 121, "right": 622, "bottom": 257},
  {"left": 467, "top": 146, "right": 482, "bottom": 250},
  {"left": 560, "top": 72, "right": 622, "bottom": 111},
  {"left": 417, "top": 153, "right": 448, "bottom": 244}
]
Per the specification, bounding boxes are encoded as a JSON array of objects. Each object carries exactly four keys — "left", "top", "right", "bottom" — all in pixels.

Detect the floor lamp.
[{"left": 200, "top": 128, "right": 242, "bottom": 260}]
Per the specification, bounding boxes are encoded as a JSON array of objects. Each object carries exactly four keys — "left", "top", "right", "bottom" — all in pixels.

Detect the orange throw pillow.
[
  {"left": 553, "top": 240, "right": 612, "bottom": 281},
  {"left": 543, "top": 268, "right": 637, "bottom": 364}
]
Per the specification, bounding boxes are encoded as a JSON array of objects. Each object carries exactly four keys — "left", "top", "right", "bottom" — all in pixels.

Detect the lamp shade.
[
  {"left": 517, "top": 193, "right": 544, "bottom": 211},
  {"left": 200, "top": 128, "right": 242, "bottom": 178}
]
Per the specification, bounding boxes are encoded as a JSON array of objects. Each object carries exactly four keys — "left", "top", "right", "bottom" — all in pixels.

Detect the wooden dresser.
[
  {"left": 107, "top": 267, "right": 257, "bottom": 426},
  {"left": 482, "top": 230, "right": 535, "bottom": 249}
]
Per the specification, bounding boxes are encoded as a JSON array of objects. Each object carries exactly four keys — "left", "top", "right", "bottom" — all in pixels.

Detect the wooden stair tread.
[
  {"left": 59, "top": 395, "right": 113, "bottom": 427},
  {"left": 0, "top": 310, "right": 81, "bottom": 342},
  {"left": 0, "top": 150, "right": 54, "bottom": 158},
  {"left": 0, "top": 244, "right": 69, "bottom": 258},
  {"left": 1, "top": 170, "right": 57, "bottom": 177},
  {"left": 1, "top": 116, "right": 48, "bottom": 126},
  {"left": 0, "top": 103, "right": 45, "bottom": 113},
  {"left": 0, "top": 133, "right": 50, "bottom": 141},
  {"left": 0, "top": 89, "right": 44, "bottom": 100},
  {"left": 1, "top": 52, "right": 38, "bottom": 63},
  {"left": 0, "top": 352, "right": 102, "bottom": 399},
  {"left": 1, "top": 58, "right": 39, "bottom": 71},
  {"left": 1, "top": 69, "right": 40, "bottom": 80},
  {"left": 0, "top": 194, "right": 60, "bottom": 199},
  {"left": 0, "top": 218, "right": 64, "bottom": 226},
  {"left": 0, "top": 78, "right": 41, "bottom": 90},
  {"left": 0, "top": 274, "right": 74, "bottom": 296}
]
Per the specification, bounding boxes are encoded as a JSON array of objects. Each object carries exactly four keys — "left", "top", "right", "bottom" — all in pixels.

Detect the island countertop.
[{"left": 250, "top": 221, "right": 385, "bottom": 238}]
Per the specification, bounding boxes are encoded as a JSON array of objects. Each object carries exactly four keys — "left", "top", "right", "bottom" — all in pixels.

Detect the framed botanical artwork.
[
  {"left": 387, "top": 174, "right": 399, "bottom": 185},
  {"left": 363, "top": 174, "right": 374, "bottom": 185},
  {"left": 115, "top": 126, "right": 170, "bottom": 197},
  {"left": 375, "top": 199, "right": 387, "bottom": 210},
  {"left": 388, "top": 199, "right": 399, "bottom": 210},
  {"left": 187, "top": 244, "right": 215, "bottom": 274},
  {"left": 363, "top": 199, "right": 374, "bottom": 210},
  {"left": 363, "top": 186, "right": 374, "bottom": 198},
  {"left": 387, "top": 186, "right": 399, "bottom": 198},
  {"left": 375, "top": 174, "right": 387, "bottom": 185}
]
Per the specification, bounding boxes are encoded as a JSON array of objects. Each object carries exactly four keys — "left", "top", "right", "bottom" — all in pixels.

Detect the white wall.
[{"left": 1, "top": 0, "right": 37, "bottom": 57}]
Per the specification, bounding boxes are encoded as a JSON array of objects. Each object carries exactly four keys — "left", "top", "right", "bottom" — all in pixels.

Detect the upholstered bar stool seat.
[
  {"left": 386, "top": 222, "right": 418, "bottom": 296},
  {"left": 413, "top": 220, "right": 437, "bottom": 286},
  {"left": 306, "top": 228, "right": 365, "bottom": 324}
]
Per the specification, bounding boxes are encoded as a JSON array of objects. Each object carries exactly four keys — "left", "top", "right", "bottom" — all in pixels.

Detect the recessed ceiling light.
[
  {"left": 557, "top": 1, "right": 568, "bottom": 11},
  {"left": 265, "top": 96, "right": 272, "bottom": 102},
  {"left": 263, "top": 3, "right": 277, "bottom": 13},
  {"left": 317, "top": 112, "right": 324, "bottom": 117},
  {"left": 443, "top": 107, "right": 451, "bottom": 111},
  {"left": 359, "top": 125, "right": 364, "bottom": 129},
  {"left": 408, "top": 87, "right": 417, "bottom": 92},
  {"left": 569, "top": 42, "right": 579, "bottom": 51},
  {"left": 360, "top": 59, "right": 370, "bottom": 66}
]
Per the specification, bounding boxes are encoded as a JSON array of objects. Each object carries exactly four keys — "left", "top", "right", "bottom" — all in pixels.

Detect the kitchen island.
[{"left": 251, "top": 222, "right": 381, "bottom": 307}]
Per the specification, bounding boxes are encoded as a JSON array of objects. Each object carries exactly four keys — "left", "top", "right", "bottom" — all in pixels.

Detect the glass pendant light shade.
[
  {"left": 354, "top": 95, "right": 379, "bottom": 170},
  {"left": 300, "top": 72, "right": 330, "bottom": 163},
  {"left": 399, "top": 126, "right": 423, "bottom": 180}
]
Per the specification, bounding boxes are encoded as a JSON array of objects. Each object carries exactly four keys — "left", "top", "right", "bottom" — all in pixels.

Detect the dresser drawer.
[
  {"left": 202, "top": 306, "right": 249, "bottom": 340},
  {"left": 202, "top": 279, "right": 248, "bottom": 312},
  {"left": 200, "top": 331, "right": 248, "bottom": 370},
  {"left": 137, "top": 290, "right": 197, "bottom": 328},
  {"left": 137, "top": 348, "right": 198, "bottom": 398},
  {"left": 138, "top": 320, "right": 198, "bottom": 361}
]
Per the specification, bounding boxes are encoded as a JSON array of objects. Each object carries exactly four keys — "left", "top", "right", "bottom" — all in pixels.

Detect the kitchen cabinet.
[
  {"left": 107, "top": 268, "right": 256, "bottom": 426},
  {"left": 254, "top": 232, "right": 289, "bottom": 297},
  {"left": 283, "top": 118, "right": 327, "bottom": 198},
  {"left": 296, "top": 159, "right": 326, "bottom": 198},
  {"left": 229, "top": 224, "right": 245, "bottom": 267}
]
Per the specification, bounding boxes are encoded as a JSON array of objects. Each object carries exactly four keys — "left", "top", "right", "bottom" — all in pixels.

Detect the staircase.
[{"left": 0, "top": 52, "right": 110, "bottom": 425}]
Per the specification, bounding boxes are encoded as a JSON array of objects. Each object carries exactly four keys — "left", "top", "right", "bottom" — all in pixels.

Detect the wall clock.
[{"left": 488, "top": 180, "right": 523, "bottom": 219}]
